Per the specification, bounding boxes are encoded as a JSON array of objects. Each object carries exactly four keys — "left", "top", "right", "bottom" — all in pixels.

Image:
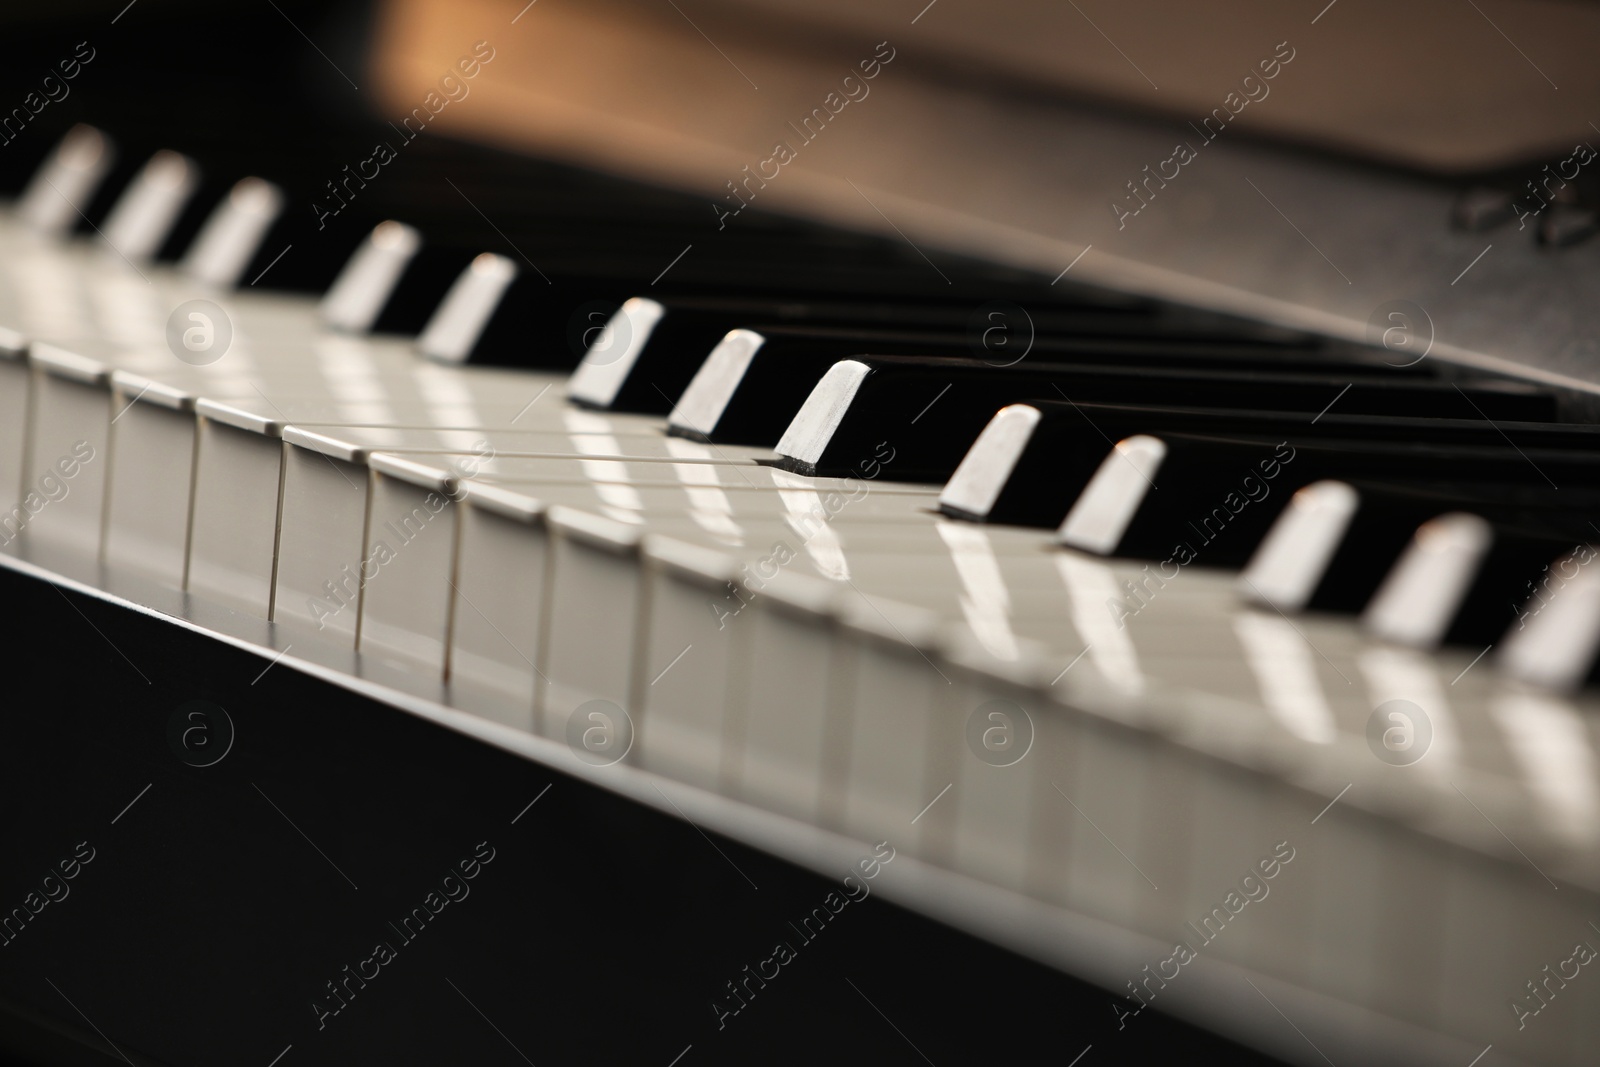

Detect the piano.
[{"left": 3, "top": 2, "right": 1600, "bottom": 1065}]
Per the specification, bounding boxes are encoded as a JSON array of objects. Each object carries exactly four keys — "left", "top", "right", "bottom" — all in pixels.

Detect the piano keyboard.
[{"left": 6, "top": 124, "right": 1600, "bottom": 1067}]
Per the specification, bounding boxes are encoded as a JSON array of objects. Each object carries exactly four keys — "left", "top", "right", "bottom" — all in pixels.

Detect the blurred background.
[{"left": 5, "top": 0, "right": 1597, "bottom": 345}]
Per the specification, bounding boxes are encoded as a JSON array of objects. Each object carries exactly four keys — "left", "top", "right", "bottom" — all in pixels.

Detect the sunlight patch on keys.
[
  {"left": 1489, "top": 689, "right": 1600, "bottom": 846},
  {"left": 315, "top": 334, "right": 400, "bottom": 425},
  {"left": 7, "top": 250, "right": 95, "bottom": 342},
  {"left": 936, "top": 520, "right": 1021, "bottom": 662},
  {"left": 1358, "top": 645, "right": 1460, "bottom": 773},
  {"left": 87, "top": 268, "right": 166, "bottom": 348},
  {"left": 1054, "top": 552, "right": 1144, "bottom": 697},
  {"left": 563, "top": 407, "right": 646, "bottom": 521},
  {"left": 663, "top": 436, "right": 743, "bottom": 546},
  {"left": 775, "top": 475, "right": 851, "bottom": 582},
  {"left": 0, "top": 335, "right": 27, "bottom": 508},
  {"left": 1233, "top": 612, "right": 1338, "bottom": 744}
]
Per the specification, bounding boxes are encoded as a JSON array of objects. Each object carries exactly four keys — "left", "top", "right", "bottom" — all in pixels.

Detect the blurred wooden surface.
[{"left": 371, "top": 0, "right": 1600, "bottom": 173}]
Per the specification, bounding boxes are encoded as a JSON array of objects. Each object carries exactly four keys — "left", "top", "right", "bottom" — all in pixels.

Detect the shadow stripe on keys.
[{"left": 767, "top": 355, "right": 1560, "bottom": 481}]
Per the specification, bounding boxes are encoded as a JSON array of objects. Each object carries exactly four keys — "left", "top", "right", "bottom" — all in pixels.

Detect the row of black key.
[{"left": 19, "top": 126, "right": 1599, "bottom": 693}]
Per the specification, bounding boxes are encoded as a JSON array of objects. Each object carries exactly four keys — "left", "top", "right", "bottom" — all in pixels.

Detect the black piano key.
[
  {"left": 1055, "top": 431, "right": 1600, "bottom": 568},
  {"left": 566, "top": 295, "right": 1278, "bottom": 413},
  {"left": 1239, "top": 480, "right": 1592, "bottom": 617},
  {"left": 1056, "top": 435, "right": 1302, "bottom": 566},
  {"left": 95, "top": 150, "right": 203, "bottom": 265},
  {"left": 320, "top": 220, "right": 427, "bottom": 334},
  {"left": 412, "top": 252, "right": 1173, "bottom": 373},
  {"left": 360, "top": 238, "right": 471, "bottom": 335},
  {"left": 771, "top": 356, "right": 1559, "bottom": 480},
  {"left": 1362, "top": 515, "right": 1579, "bottom": 649},
  {"left": 940, "top": 400, "right": 1600, "bottom": 529},
  {"left": 1499, "top": 545, "right": 1600, "bottom": 691},
  {"left": 134, "top": 141, "right": 368, "bottom": 291},
  {"left": 11, "top": 124, "right": 116, "bottom": 238},
  {"left": 666, "top": 324, "right": 1424, "bottom": 443},
  {"left": 414, "top": 256, "right": 596, "bottom": 367}
]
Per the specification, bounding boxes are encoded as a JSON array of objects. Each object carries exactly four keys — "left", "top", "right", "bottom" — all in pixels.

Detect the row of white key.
[{"left": 4, "top": 128, "right": 1600, "bottom": 1062}]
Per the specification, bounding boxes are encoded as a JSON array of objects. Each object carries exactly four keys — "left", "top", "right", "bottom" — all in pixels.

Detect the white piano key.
[
  {"left": 1436, "top": 842, "right": 1592, "bottom": 1063},
  {"left": 0, "top": 329, "right": 28, "bottom": 513},
  {"left": 358, "top": 453, "right": 462, "bottom": 674},
  {"left": 99, "top": 150, "right": 199, "bottom": 264},
  {"left": 278, "top": 421, "right": 770, "bottom": 464},
  {"left": 7, "top": 218, "right": 1600, "bottom": 1067},
  {"left": 1056, "top": 693, "right": 1172, "bottom": 932},
  {"left": 1489, "top": 688, "right": 1600, "bottom": 848},
  {"left": 1296, "top": 783, "right": 1389, "bottom": 1029},
  {"left": 1358, "top": 645, "right": 1462, "bottom": 774},
  {"left": 933, "top": 520, "right": 1030, "bottom": 661},
  {"left": 732, "top": 570, "right": 841, "bottom": 822},
  {"left": 450, "top": 482, "right": 551, "bottom": 730},
  {"left": 102, "top": 372, "right": 197, "bottom": 584},
  {"left": 21, "top": 344, "right": 112, "bottom": 559},
  {"left": 179, "top": 177, "right": 285, "bottom": 289},
  {"left": 935, "top": 638, "right": 1050, "bottom": 892},
  {"left": 110, "top": 369, "right": 576, "bottom": 431},
  {"left": 1365, "top": 824, "right": 1455, "bottom": 1034},
  {"left": 1233, "top": 611, "right": 1340, "bottom": 745},
  {"left": 475, "top": 455, "right": 926, "bottom": 494},
  {"left": 187, "top": 399, "right": 287, "bottom": 614},
  {"left": 16, "top": 124, "right": 114, "bottom": 237},
  {"left": 474, "top": 480, "right": 938, "bottom": 526},
  {"left": 1170, "top": 719, "right": 1279, "bottom": 977},
  {"left": 85, "top": 262, "right": 169, "bottom": 348},
  {"left": 321, "top": 221, "right": 421, "bottom": 333},
  {"left": 542, "top": 506, "right": 644, "bottom": 743},
  {"left": 272, "top": 427, "right": 374, "bottom": 643},
  {"left": 833, "top": 594, "right": 947, "bottom": 849},
  {"left": 417, "top": 253, "right": 516, "bottom": 363},
  {"left": 634, "top": 537, "right": 744, "bottom": 792},
  {"left": 576, "top": 517, "right": 1046, "bottom": 562},
  {"left": 1054, "top": 551, "right": 1147, "bottom": 697}
]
